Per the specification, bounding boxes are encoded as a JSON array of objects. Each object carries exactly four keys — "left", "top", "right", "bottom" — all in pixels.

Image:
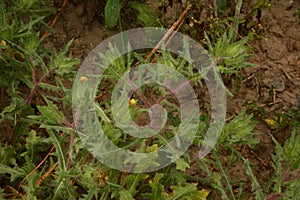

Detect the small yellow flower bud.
[
  {"left": 129, "top": 98, "right": 137, "bottom": 105},
  {"left": 265, "top": 118, "right": 275, "bottom": 126},
  {"left": 80, "top": 76, "right": 88, "bottom": 83},
  {"left": 0, "top": 40, "right": 6, "bottom": 46}
]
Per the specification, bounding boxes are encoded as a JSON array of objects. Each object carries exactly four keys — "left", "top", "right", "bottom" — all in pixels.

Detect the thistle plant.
[{"left": 1, "top": 1, "right": 299, "bottom": 200}]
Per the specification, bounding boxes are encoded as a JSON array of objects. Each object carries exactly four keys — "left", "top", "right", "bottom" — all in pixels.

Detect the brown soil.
[{"left": 47, "top": 0, "right": 300, "bottom": 199}]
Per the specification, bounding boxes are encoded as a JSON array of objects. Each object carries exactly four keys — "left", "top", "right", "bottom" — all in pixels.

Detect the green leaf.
[
  {"left": 283, "top": 132, "right": 300, "bottom": 170},
  {"left": 191, "top": 189, "right": 210, "bottom": 200},
  {"left": 53, "top": 171, "right": 76, "bottom": 199},
  {"left": 214, "top": 151, "right": 235, "bottom": 200},
  {"left": 47, "top": 135, "right": 78, "bottom": 199},
  {"left": 284, "top": 178, "right": 300, "bottom": 199},
  {"left": 105, "top": 0, "right": 122, "bottom": 29},
  {"left": 0, "top": 102, "right": 27, "bottom": 123},
  {"left": 48, "top": 129, "right": 67, "bottom": 171},
  {"left": 119, "top": 190, "right": 134, "bottom": 200},
  {"left": 124, "top": 144, "right": 160, "bottom": 172},
  {"left": 21, "top": 169, "right": 40, "bottom": 199},
  {"left": 131, "top": 3, "right": 161, "bottom": 27},
  {"left": 220, "top": 110, "right": 259, "bottom": 149},
  {"left": 270, "top": 135, "right": 284, "bottom": 195},
  {"left": 143, "top": 173, "right": 166, "bottom": 200},
  {"left": 22, "top": 130, "right": 40, "bottom": 162},
  {"left": 0, "top": 144, "right": 16, "bottom": 165},
  {"left": 207, "top": 30, "right": 252, "bottom": 76},
  {"left": 212, "top": 172, "right": 228, "bottom": 199},
  {"left": 167, "top": 183, "right": 202, "bottom": 200},
  {"left": 243, "top": 158, "right": 264, "bottom": 199},
  {"left": 51, "top": 39, "right": 79, "bottom": 75},
  {"left": 97, "top": 42, "right": 126, "bottom": 80},
  {"left": 0, "top": 188, "right": 4, "bottom": 199},
  {"left": 217, "top": 0, "right": 227, "bottom": 16},
  {"left": 175, "top": 158, "right": 190, "bottom": 172},
  {"left": 122, "top": 173, "right": 149, "bottom": 196},
  {"left": 0, "top": 164, "right": 26, "bottom": 182},
  {"left": 35, "top": 98, "right": 64, "bottom": 125},
  {"left": 80, "top": 186, "right": 98, "bottom": 200}
]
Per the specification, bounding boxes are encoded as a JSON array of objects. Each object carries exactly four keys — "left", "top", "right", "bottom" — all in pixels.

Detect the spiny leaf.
[
  {"left": 143, "top": 173, "right": 166, "bottom": 200},
  {"left": 0, "top": 144, "right": 16, "bottom": 165},
  {"left": 283, "top": 178, "right": 300, "bottom": 199},
  {"left": 48, "top": 129, "right": 67, "bottom": 171},
  {"left": 35, "top": 98, "right": 64, "bottom": 125},
  {"left": 243, "top": 158, "right": 264, "bottom": 199},
  {"left": 122, "top": 173, "right": 149, "bottom": 196},
  {"left": 175, "top": 158, "right": 190, "bottom": 172},
  {"left": 131, "top": 3, "right": 161, "bottom": 27},
  {"left": 51, "top": 39, "right": 79, "bottom": 74},
  {"left": 283, "top": 132, "right": 300, "bottom": 170},
  {"left": 0, "top": 164, "right": 26, "bottom": 182},
  {"left": 80, "top": 186, "right": 98, "bottom": 200},
  {"left": 22, "top": 130, "right": 40, "bottom": 162},
  {"left": 220, "top": 110, "right": 259, "bottom": 149},
  {"left": 270, "top": 134, "right": 283, "bottom": 194},
  {"left": 167, "top": 183, "right": 207, "bottom": 200},
  {"left": 119, "top": 190, "right": 134, "bottom": 200}
]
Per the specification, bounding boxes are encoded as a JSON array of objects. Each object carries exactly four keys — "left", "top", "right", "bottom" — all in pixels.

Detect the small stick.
[
  {"left": 259, "top": 99, "right": 283, "bottom": 107},
  {"left": 273, "top": 89, "right": 276, "bottom": 104},
  {"left": 128, "top": 5, "right": 192, "bottom": 110},
  {"left": 148, "top": 10, "right": 188, "bottom": 64},
  {"left": 213, "top": 0, "right": 218, "bottom": 18},
  {"left": 249, "top": 149, "right": 269, "bottom": 167},
  {"left": 35, "top": 162, "right": 58, "bottom": 186},
  {"left": 241, "top": 73, "right": 255, "bottom": 83},
  {"left": 281, "top": 68, "right": 292, "bottom": 82},
  {"left": 18, "top": 146, "right": 55, "bottom": 190},
  {"left": 132, "top": 4, "right": 192, "bottom": 69},
  {"left": 18, "top": 132, "right": 66, "bottom": 190},
  {"left": 145, "top": 4, "right": 192, "bottom": 61},
  {"left": 39, "top": 0, "right": 68, "bottom": 42}
]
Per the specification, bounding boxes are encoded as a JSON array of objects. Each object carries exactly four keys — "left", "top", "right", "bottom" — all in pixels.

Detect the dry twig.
[
  {"left": 35, "top": 162, "right": 58, "bottom": 186},
  {"left": 18, "top": 132, "right": 66, "bottom": 190},
  {"left": 132, "top": 4, "right": 192, "bottom": 69},
  {"left": 39, "top": 0, "right": 68, "bottom": 42}
]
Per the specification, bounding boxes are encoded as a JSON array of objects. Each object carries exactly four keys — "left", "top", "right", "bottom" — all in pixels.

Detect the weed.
[
  {"left": 204, "top": 29, "right": 254, "bottom": 78},
  {"left": 104, "top": 0, "right": 163, "bottom": 28},
  {"left": 0, "top": 1, "right": 299, "bottom": 200}
]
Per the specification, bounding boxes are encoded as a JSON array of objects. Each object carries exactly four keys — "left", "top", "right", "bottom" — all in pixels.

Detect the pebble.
[{"left": 271, "top": 81, "right": 285, "bottom": 92}]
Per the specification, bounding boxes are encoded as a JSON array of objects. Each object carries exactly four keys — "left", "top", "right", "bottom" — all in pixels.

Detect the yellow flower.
[
  {"left": 129, "top": 98, "right": 137, "bottom": 105},
  {"left": 0, "top": 40, "right": 6, "bottom": 46},
  {"left": 80, "top": 76, "right": 88, "bottom": 83},
  {"left": 265, "top": 118, "right": 276, "bottom": 126}
]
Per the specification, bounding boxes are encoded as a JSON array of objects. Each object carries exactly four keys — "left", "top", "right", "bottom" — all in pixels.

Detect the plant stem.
[
  {"left": 213, "top": 0, "right": 218, "bottom": 17},
  {"left": 214, "top": 151, "right": 236, "bottom": 200},
  {"left": 25, "top": 68, "right": 57, "bottom": 104},
  {"left": 11, "top": 68, "right": 57, "bottom": 144},
  {"left": 231, "top": 0, "right": 243, "bottom": 41}
]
